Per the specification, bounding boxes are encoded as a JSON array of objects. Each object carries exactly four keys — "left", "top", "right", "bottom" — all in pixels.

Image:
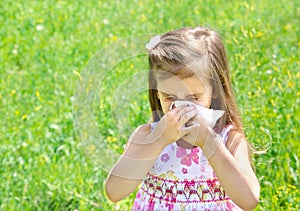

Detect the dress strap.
[{"left": 221, "top": 124, "right": 234, "bottom": 144}]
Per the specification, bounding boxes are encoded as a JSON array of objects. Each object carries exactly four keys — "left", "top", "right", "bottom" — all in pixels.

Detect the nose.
[{"left": 170, "top": 102, "right": 176, "bottom": 110}]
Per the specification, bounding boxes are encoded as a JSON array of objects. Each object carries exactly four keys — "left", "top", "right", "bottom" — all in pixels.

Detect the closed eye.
[
  {"left": 160, "top": 92, "right": 176, "bottom": 100},
  {"left": 165, "top": 96, "right": 175, "bottom": 100},
  {"left": 188, "top": 95, "right": 202, "bottom": 101}
]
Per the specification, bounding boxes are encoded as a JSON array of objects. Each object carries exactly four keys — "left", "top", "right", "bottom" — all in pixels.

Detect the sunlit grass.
[{"left": 1, "top": 0, "right": 299, "bottom": 210}]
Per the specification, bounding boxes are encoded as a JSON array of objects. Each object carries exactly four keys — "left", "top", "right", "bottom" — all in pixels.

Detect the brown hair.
[
  {"left": 148, "top": 26, "right": 243, "bottom": 133},
  {"left": 147, "top": 26, "right": 256, "bottom": 167}
]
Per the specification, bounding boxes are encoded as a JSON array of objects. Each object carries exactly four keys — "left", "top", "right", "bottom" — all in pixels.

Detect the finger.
[
  {"left": 185, "top": 120, "right": 197, "bottom": 127},
  {"left": 179, "top": 107, "right": 199, "bottom": 124},
  {"left": 167, "top": 106, "right": 183, "bottom": 117},
  {"left": 171, "top": 105, "right": 196, "bottom": 115},
  {"left": 182, "top": 123, "right": 200, "bottom": 136},
  {"left": 169, "top": 106, "right": 197, "bottom": 122}
]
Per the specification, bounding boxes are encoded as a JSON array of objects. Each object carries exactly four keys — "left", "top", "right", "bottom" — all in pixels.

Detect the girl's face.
[{"left": 157, "top": 75, "right": 213, "bottom": 114}]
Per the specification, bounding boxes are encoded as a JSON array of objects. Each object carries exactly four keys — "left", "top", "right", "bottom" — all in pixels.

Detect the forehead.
[{"left": 157, "top": 75, "right": 211, "bottom": 95}]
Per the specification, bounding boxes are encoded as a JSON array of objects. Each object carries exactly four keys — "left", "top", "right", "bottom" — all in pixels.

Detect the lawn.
[{"left": 1, "top": 0, "right": 299, "bottom": 210}]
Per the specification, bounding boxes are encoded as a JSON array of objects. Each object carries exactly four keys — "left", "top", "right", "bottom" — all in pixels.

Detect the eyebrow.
[
  {"left": 160, "top": 92, "right": 176, "bottom": 97},
  {"left": 160, "top": 91, "right": 203, "bottom": 97}
]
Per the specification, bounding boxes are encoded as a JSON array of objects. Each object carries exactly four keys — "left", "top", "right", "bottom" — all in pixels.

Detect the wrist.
[
  {"left": 144, "top": 130, "right": 171, "bottom": 153},
  {"left": 202, "top": 134, "right": 222, "bottom": 160},
  {"left": 155, "top": 135, "right": 171, "bottom": 150}
]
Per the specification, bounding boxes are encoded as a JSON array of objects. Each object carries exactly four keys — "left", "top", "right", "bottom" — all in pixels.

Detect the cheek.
[
  {"left": 195, "top": 97, "right": 211, "bottom": 107},
  {"left": 160, "top": 99, "right": 172, "bottom": 113},
  {"left": 193, "top": 90, "right": 213, "bottom": 108}
]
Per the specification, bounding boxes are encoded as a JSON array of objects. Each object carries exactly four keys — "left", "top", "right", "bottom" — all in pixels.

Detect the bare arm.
[
  {"left": 105, "top": 124, "right": 163, "bottom": 202},
  {"left": 203, "top": 130, "right": 260, "bottom": 210},
  {"left": 183, "top": 116, "right": 259, "bottom": 210},
  {"left": 105, "top": 106, "right": 199, "bottom": 202}
]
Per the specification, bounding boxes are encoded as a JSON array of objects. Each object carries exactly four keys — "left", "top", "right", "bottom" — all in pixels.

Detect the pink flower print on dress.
[
  {"left": 176, "top": 147, "right": 187, "bottom": 158},
  {"left": 176, "top": 147, "right": 200, "bottom": 166},
  {"left": 160, "top": 153, "right": 170, "bottom": 163},
  {"left": 182, "top": 168, "right": 188, "bottom": 174}
]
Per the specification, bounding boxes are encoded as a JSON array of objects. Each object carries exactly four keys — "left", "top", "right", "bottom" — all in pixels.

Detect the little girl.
[{"left": 105, "top": 26, "right": 260, "bottom": 210}]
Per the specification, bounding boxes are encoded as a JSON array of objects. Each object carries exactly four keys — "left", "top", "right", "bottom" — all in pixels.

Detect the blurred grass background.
[{"left": 1, "top": 0, "right": 299, "bottom": 210}]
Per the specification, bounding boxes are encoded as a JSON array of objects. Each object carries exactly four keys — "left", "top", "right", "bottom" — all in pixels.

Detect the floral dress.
[{"left": 132, "top": 124, "right": 243, "bottom": 211}]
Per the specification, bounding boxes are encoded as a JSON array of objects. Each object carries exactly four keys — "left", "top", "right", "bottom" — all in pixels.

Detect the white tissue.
[{"left": 169, "top": 101, "right": 225, "bottom": 127}]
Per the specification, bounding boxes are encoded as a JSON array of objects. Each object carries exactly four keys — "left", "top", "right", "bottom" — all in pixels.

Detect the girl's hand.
[
  {"left": 151, "top": 105, "right": 199, "bottom": 147},
  {"left": 183, "top": 115, "right": 218, "bottom": 148}
]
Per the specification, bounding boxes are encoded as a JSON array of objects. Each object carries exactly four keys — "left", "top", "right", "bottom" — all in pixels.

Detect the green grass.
[{"left": 1, "top": 0, "right": 299, "bottom": 210}]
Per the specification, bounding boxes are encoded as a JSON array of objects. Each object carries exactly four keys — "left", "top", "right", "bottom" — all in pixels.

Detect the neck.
[{"left": 176, "top": 139, "right": 195, "bottom": 149}]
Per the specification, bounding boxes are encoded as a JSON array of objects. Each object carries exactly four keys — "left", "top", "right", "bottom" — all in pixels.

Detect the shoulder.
[
  {"left": 226, "top": 129, "right": 255, "bottom": 171},
  {"left": 226, "top": 129, "right": 248, "bottom": 156},
  {"left": 227, "top": 129, "right": 245, "bottom": 143},
  {"left": 130, "top": 123, "right": 152, "bottom": 139},
  {"left": 135, "top": 123, "right": 152, "bottom": 133},
  {"left": 126, "top": 124, "right": 152, "bottom": 148}
]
